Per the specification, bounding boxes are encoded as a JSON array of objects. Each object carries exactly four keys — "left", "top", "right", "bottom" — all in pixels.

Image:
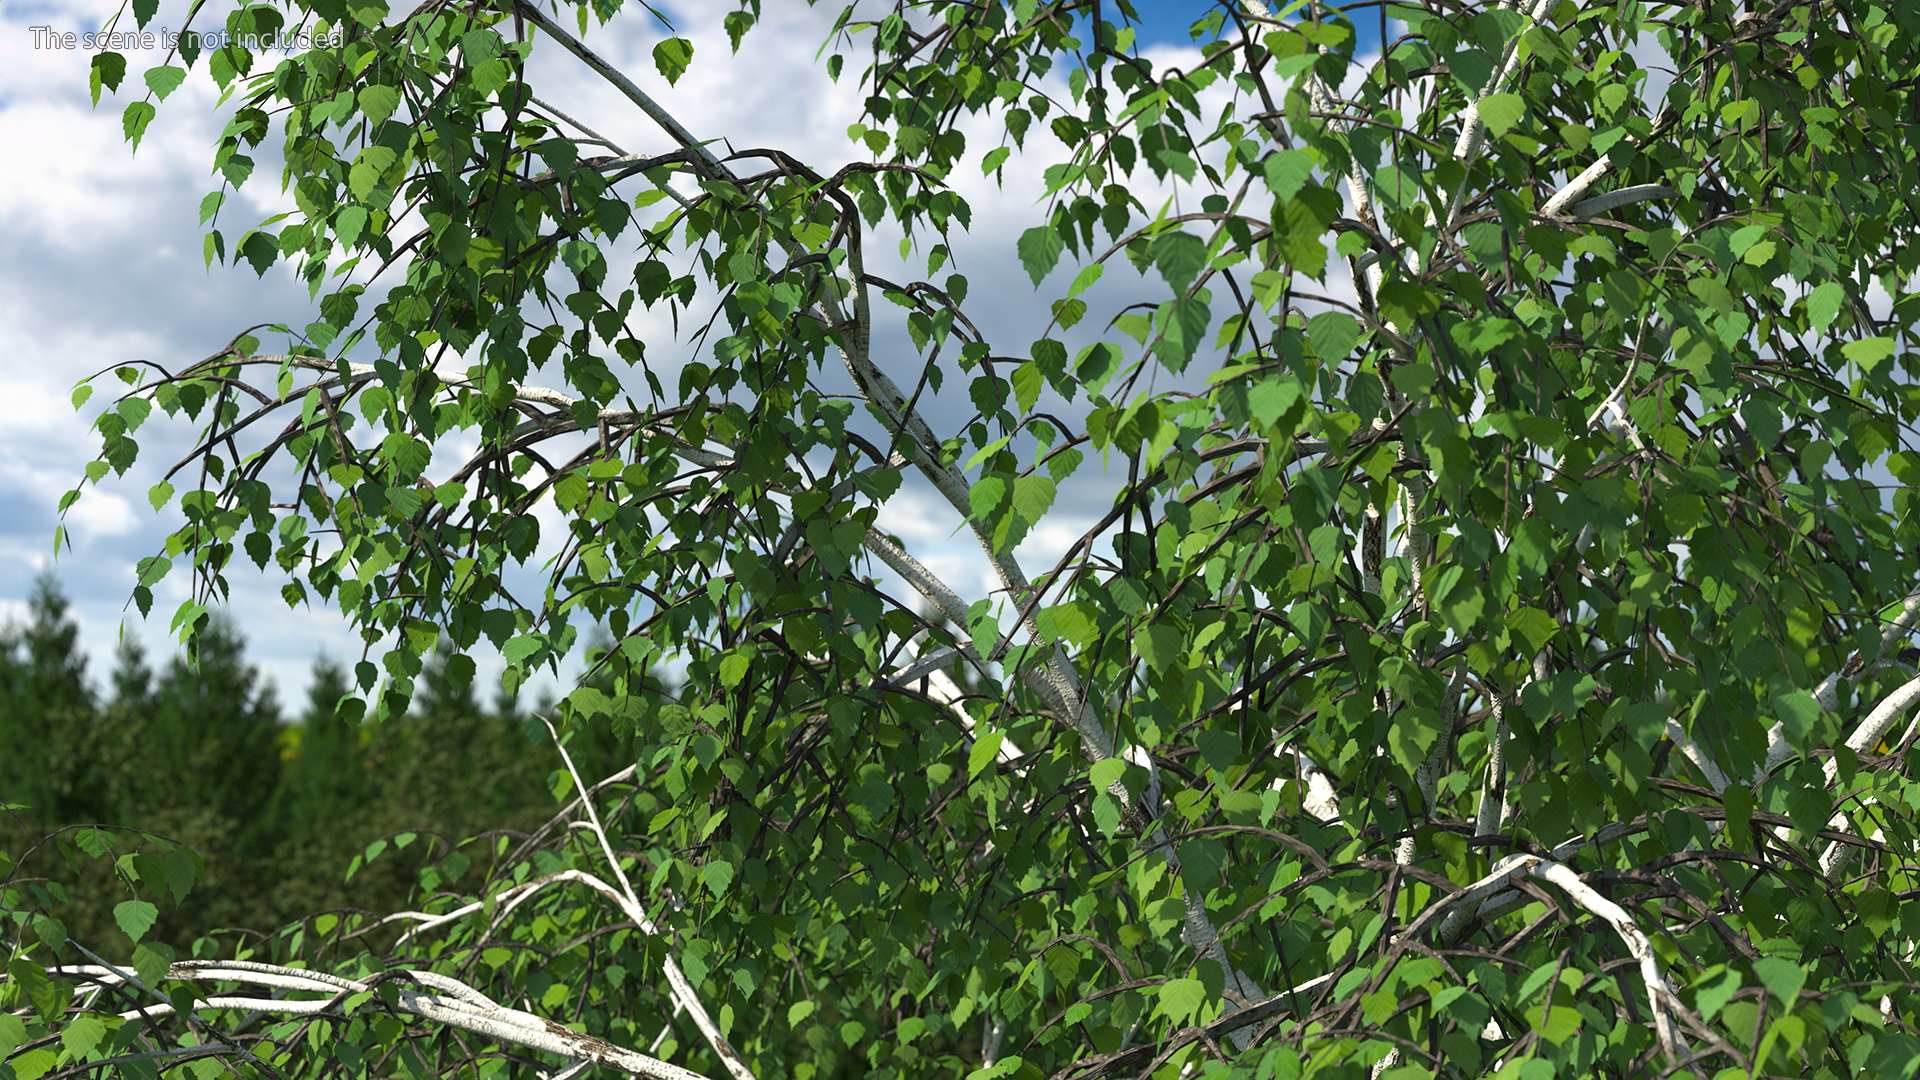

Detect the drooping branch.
[
  {"left": 53, "top": 959, "right": 711, "bottom": 1080},
  {"left": 512, "top": 1, "right": 726, "bottom": 182}
]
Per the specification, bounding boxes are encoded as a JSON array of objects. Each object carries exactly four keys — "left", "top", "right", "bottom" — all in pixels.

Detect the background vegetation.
[{"left": 0, "top": 575, "right": 593, "bottom": 947}]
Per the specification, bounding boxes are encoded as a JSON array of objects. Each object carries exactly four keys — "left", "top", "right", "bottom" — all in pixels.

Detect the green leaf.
[
  {"left": 968, "top": 731, "right": 1004, "bottom": 780},
  {"left": 114, "top": 899, "right": 159, "bottom": 943},
  {"left": 1477, "top": 93, "right": 1525, "bottom": 135},
  {"left": 1842, "top": 336, "right": 1896, "bottom": 375},
  {"left": 1176, "top": 838, "right": 1226, "bottom": 890},
  {"left": 1305, "top": 311, "right": 1361, "bottom": 362},
  {"left": 968, "top": 475, "right": 1006, "bottom": 521},
  {"left": 358, "top": 83, "right": 402, "bottom": 125},
  {"left": 1753, "top": 957, "right": 1805, "bottom": 1005},
  {"left": 122, "top": 101, "right": 156, "bottom": 152},
  {"left": 1805, "top": 281, "right": 1846, "bottom": 333},
  {"left": 162, "top": 849, "right": 198, "bottom": 905},
  {"left": 1009, "top": 475, "right": 1055, "bottom": 530},
  {"left": 1153, "top": 230, "right": 1207, "bottom": 293},
  {"left": 1155, "top": 293, "right": 1211, "bottom": 373},
  {"left": 1155, "top": 148, "right": 1196, "bottom": 182},
  {"left": 1262, "top": 148, "right": 1313, "bottom": 202},
  {"left": 1012, "top": 362, "right": 1044, "bottom": 413},
  {"left": 60, "top": 1015, "right": 106, "bottom": 1058},
  {"left": 653, "top": 37, "right": 694, "bottom": 86},
  {"left": 1157, "top": 978, "right": 1207, "bottom": 1024},
  {"left": 1387, "top": 707, "right": 1442, "bottom": 781},
  {"left": 10, "top": 1048, "right": 56, "bottom": 1080},
  {"left": 0, "top": 1012, "right": 26, "bottom": 1058},
  {"left": 1771, "top": 690, "right": 1820, "bottom": 748},
  {"left": 1017, "top": 226, "right": 1064, "bottom": 286},
  {"left": 239, "top": 230, "right": 278, "bottom": 276},
  {"left": 130, "top": 942, "right": 169, "bottom": 989},
  {"left": 1694, "top": 969, "right": 1741, "bottom": 1021},
  {"left": 1138, "top": 623, "right": 1182, "bottom": 673},
  {"left": 1067, "top": 263, "right": 1104, "bottom": 299},
  {"left": 334, "top": 205, "right": 369, "bottom": 246},
  {"left": 90, "top": 52, "right": 126, "bottom": 105},
  {"left": 1036, "top": 601, "right": 1097, "bottom": 649},
  {"left": 380, "top": 432, "right": 430, "bottom": 480},
  {"left": 144, "top": 65, "right": 186, "bottom": 101}
]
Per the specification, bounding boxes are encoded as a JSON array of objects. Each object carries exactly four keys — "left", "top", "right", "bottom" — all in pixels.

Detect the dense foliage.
[
  {"left": 0, "top": 577, "right": 564, "bottom": 948},
  {"left": 8, "top": 0, "right": 1920, "bottom": 1077}
]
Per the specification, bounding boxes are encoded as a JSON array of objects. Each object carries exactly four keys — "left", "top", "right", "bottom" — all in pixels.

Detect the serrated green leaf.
[
  {"left": 1771, "top": 689, "right": 1819, "bottom": 748},
  {"left": 969, "top": 475, "right": 1006, "bottom": 520},
  {"left": 1306, "top": 311, "right": 1361, "bottom": 362},
  {"left": 122, "top": 101, "right": 156, "bottom": 152},
  {"left": 60, "top": 1015, "right": 106, "bottom": 1059},
  {"left": 90, "top": 52, "right": 126, "bottom": 105},
  {"left": 1477, "top": 93, "right": 1525, "bottom": 135},
  {"left": 1842, "top": 336, "right": 1895, "bottom": 375},
  {"left": 968, "top": 731, "right": 1004, "bottom": 780},
  {"left": 1010, "top": 475, "right": 1054, "bottom": 529},
  {"left": 0, "top": 1012, "right": 27, "bottom": 1058},
  {"left": 1138, "top": 623, "right": 1182, "bottom": 673},
  {"left": 1262, "top": 148, "right": 1313, "bottom": 202},
  {"left": 358, "top": 83, "right": 402, "bottom": 125},
  {"left": 653, "top": 37, "right": 694, "bottom": 86},
  {"left": 10, "top": 1047, "right": 56, "bottom": 1080},
  {"left": 114, "top": 899, "right": 158, "bottom": 943},
  {"left": 1153, "top": 230, "right": 1207, "bottom": 294},
  {"left": 1155, "top": 293, "right": 1211, "bottom": 373},
  {"left": 1247, "top": 376, "right": 1300, "bottom": 428},
  {"left": 1157, "top": 978, "right": 1206, "bottom": 1024},
  {"left": 144, "top": 65, "right": 186, "bottom": 101},
  {"left": 1067, "top": 262, "right": 1104, "bottom": 299},
  {"left": 1018, "top": 226, "right": 1064, "bottom": 286},
  {"left": 334, "top": 205, "right": 368, "bottom": 246},
  {"left": 1753, "top": 957, "right": 1805, "bottom": 1004},
  {"left": 1694, "top": 969, "right": 1740, "bottom": 1021},
  {"left": 1805, "top": 281, "right": 1845, "bottom": 333},
  {"left": 1012, "top": 362, "right": 1043, "bottom": 413}
]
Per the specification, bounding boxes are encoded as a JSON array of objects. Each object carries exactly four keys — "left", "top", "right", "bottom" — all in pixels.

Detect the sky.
[{"left": 0, "top": 0, "right": 1361, "bottom": 710}]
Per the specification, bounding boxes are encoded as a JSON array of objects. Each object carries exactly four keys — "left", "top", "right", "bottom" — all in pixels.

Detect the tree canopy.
[{"left": 9, "top": 0, "right": 1920, "bottom": 1078}]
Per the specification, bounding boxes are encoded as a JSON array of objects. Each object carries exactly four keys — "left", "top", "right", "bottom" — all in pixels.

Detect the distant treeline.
[{"left": 0, "top": 576, "right": 639, "bottom": 950}]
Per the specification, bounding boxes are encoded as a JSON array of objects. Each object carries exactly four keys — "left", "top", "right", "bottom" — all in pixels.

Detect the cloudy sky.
[{"left": 0, "top": 0, "right": 1372, "bottom": 710}]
